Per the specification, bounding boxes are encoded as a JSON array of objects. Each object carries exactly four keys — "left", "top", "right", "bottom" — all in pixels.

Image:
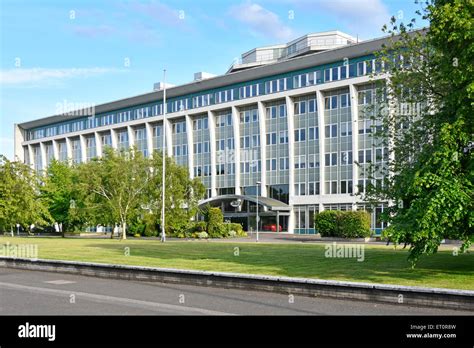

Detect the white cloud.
[
  {"left": 0, "top": 67, "right": 119, "bottom": 85},
  {"left": 229, "top": 2, "right": 294, "bottom": 41},
  {"left": 292, "top": 0, "right": 391, "bottom": 39}
]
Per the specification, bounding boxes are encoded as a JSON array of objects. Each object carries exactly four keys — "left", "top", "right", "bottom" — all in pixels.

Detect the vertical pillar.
[
  {"left": 185, "top": 115, "right": 194, "bottom": 178},
  {"left": 127, "top": 125, "right": 135, "bottom": 150},
  {"left": 39, "top": 142, "right": 46, "bottom": 170},
  {"left": 95, "top": 132, "right": 102, "bottom": 158},
  {"left": 65, "top": 137, "right": 72, "bottom": 163},
  {"left": 231, "top": 106, "right": 241, "bottom": 195},
  {"left": 316, "top": 90, "right": 325, "bottom": 195},
  {"left": 145, "top": 122, "right": 154, "bottom": 158},
  {"left": 208, "top": 111, "right": 217, "bottom": 197},
  {"left": 52, "top": 139, "right": 59, "bottom": 160},
  {"left": 79, "top": 135, "right": 87, "bottom": 163},
  {"left": 285, "top": 95, "right": 295, "bottom": 234},
  {"left": 257, "top": 101, "right": 267, "bottom": 197},
  {"left": 110, "top": 129, "right": 118, "bottom": 149},
  {"left": 349, "top": 84, "right": 359, "bottom": 196}
]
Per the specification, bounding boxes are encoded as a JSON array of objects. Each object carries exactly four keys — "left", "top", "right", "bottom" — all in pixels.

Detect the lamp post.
[
  {"left": 256, "top": 181, "right": 261, "bottom": 242},
  {"left": 161, "top": 69, "right": 167, "bottom": 243}
]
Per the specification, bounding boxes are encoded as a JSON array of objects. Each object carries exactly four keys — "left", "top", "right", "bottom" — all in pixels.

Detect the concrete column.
[
  {"left": 145, "top": 122, "right": 153, "bottom": 158},
  {"left": 95, "top": 132, "right": 102, "bottom": 158},
  {"left": 110, "top": 129, "right": 118, "bottom": 149},
  {"left": 185, "top": 115, "right": 194, "bottom": 178},
  {"left": 316, "top": 90, "right": 325, "bottom": 195},
  {"left": 79, "top": 135, "right": 87, "bottom": 163},
  {"left": 231, "top": 106, "right": 241, "bottom": 195},
  {"left": 208, "top": 111, "right": 217, "bottom": 197},
  {"left": 52, "top": 139, "right": 59, "bottom": 160},
  {"left": 257, "top": 101, "right": 267, "bottom": 197},
  {"left": 13, "top": 124, "right": 25, "bottom": 163},
  {"left": 163, "top": 118, "right": 173, "bottom": 157},
  {"left": 285, "top": 96, "right": 295, "bottom": 234},
  {"left": 27, "top": 144, "right": 34, "bottom": 169},
  {"left": 39, "top": 142, "right": 46, "bottom": 170},
  {"left": 65, "top": 137, "right": 72, "bottom": 163},
  {"left": 127, "top": 125, "right": 135, "bottom": 150},
  {"left": 349, "top": 84, "right": 359, "bottom": 195}
]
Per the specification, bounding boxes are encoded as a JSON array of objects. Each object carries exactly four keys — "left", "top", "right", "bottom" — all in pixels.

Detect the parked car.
[{"left": 262, "top": 224, "right": 283, "bottom": 232}]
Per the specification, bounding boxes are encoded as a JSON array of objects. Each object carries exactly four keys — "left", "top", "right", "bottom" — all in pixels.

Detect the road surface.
[{"left": 0, "top": 268, "right": 470, "bottom": 315}]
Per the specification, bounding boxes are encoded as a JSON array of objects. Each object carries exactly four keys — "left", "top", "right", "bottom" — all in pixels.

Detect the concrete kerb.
[{"left": 0, "top": 256, "right": 472, "bottom": 311}]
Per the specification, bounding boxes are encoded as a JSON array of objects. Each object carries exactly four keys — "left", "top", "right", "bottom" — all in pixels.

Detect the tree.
[
  {"left": 362, "top": 0, "right": 473, "bottom": 265},
  {"left": 147, "top": 151, "right": 206, "bottom": 237},
  {"left": 78, "top": 147, "right": 152, "bottom": 240},
  {"left": 40, "top": 160, "right": 86, "bottom": 236},
  {"left": 0, "top": 155, "right": 51, "bottom": 234}
]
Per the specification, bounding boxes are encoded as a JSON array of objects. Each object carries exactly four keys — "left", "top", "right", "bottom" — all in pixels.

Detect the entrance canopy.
[{"left": 199, "top": 194, "right": 290, "bottom": 212}]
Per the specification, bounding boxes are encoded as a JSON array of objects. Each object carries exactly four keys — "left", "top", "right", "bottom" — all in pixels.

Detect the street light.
[
  {"left": 161, "top": 69, "right": 167, "bottom": 243},
  {"left": 256, "top": 181, "right": 261, "bottom": 242}
]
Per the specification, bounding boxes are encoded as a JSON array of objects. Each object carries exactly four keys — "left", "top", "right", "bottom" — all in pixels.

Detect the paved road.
[{"left": 0, "top": 268, "right": 471, "bottom": 315}]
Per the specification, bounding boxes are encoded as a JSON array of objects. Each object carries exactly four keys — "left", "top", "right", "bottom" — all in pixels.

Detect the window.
[
  {"left": 358, "top": 149, "right": 372, "bottom": 163},
  {"left": 332, "top": 67, "right": 339, "bottom": 81},
  {"left": 266, "top": 158, "right": 277, "bottom": 171},
  {"left": 341, "top": 65, "right": 347, "bottom": 79},
  {"left": 294, "top": 128, "right": 306, "bottom": 142},
  {"left": 324, "top": 96, "right": 338, "bottom": 110},
  {"left": 279, "top": 157, "right": 289, "bottom": 170},
  {"left": 340, "top": 151, "right": 353, "bottom": 165},
  {"left": 266, "top": 106, "right": 277, "bottom": 119},
  {"left": 340, "top": 180, "right": 353, "bottom": 194},
  {"left": 240, "top": 136, "right": 250, "bottom": 148},
  {"left": 309, "top": 182, "right": 320, "bottom": 195},
  {"left": 251, "top": 134, "right": 260, "bottom": 147},
  {"left": 295, "top": 155, "right": 306, "bottom": 169},
  {"left": 308, "top": 127, "right": 319, "bottom": 140},
  {"left": 308, "top": 154, "right": 320, "bottom": 168},
  {"left": 324, "top": 69, "right": 331, "bottom": 82},
  {"left": 308, "top": 99, "right": 316, "bottom": 113},
  {"left": 279, "top": 130, "right": 288, "bottom": 144},
  {"left": 359, "top": 119, "right": 373, "bottom": 134},
  {"left": 358, "top": 90, "right": 373, "bottom": 105},
  {"left": 294, "top": 101, "right": 306, "bottom": 115},
  {"left": 279, "top": 104, "right": 287, "bottom": 118},
  {"left": 325, "top": 181, "right": 338, "bottom": 194},
  {"left": 294, "top": 183, "right": 306, "bottom": 196},
  {"left": 325, "top": 152, "right": 337, "bottom": 166},
  {"left": 266, "top": 132, "right": 277, "bottom": 145},
  {"left": 348, "top": 63, "right": 356, "bottom": 78},
  {"left": 340, "top": 94, "right": 350, "bottom": 108},
  {"left": 340, "top": 122, "right": 352, "bottom": 137},
  {"left": 325, "top": 124, "right": 338, "bottom": 138},
  {"left": 357, "top": 61, "right": 365, "bottom": 76}
]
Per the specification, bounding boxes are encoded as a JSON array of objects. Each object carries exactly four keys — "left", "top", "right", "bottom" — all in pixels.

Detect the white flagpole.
[{"left": 161, "top": 69, "right": 167, "bottom": 242}]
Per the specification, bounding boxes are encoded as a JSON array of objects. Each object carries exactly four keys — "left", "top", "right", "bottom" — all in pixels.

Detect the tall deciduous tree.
[
  {"left": 78, "top": 147, "right": 152, "bottom": 240},
  {"left": 148, "top": 151, "right": 205, "bottom": 236},
  {"left": 0, "top": 155, "right": 51, "bottom": 234},
  {"left": 363, "top": 0, "right": 473, "bottom": 264},
  {"left": 40, "top": 160, "right": 86, "bottom": 236}
]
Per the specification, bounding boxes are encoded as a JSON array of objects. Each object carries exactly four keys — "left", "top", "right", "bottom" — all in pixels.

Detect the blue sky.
[{"left": 0, "top": 0, "right": 427, "bottom": 159}]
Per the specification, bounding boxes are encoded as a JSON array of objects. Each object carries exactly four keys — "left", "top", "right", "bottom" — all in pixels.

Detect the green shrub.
[
  {"left": 314, "top": 210, "right": 341, "bottom": 237},
  {"left": 197, "top": 231, "right": 208, "bottom": 239},
  {"left": 339, "top": 211, "right": 371, "bottom": 238},
  {"left": 314, "top": 210, "right": 372, "bottom": 238},
  {"left": 205, "top": 207, "right": 227, "bottom": 238},
  {"left": 194, "top": 221, "right": 207, "bottom": 232}
]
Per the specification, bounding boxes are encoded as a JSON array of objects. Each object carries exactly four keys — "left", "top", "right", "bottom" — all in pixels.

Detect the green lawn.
[{"left": 0, "top": 236, "right": 472, "bottom": 290}]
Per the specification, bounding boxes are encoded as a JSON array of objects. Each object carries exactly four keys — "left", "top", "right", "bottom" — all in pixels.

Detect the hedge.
[{"left": 314, "top": 210, "right": 371, "bottom": 238}]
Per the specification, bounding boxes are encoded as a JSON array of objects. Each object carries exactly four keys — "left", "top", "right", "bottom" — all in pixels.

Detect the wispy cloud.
[
  {"left": 127, "top": 1, "right": 187, "bottom": 28},
  {"left": 72, "top": 25, "right": 116, "bottom": 38},
  {"left": 288, "top": 0, "right": 390, "bottom": 39},
  {"left": 0, "top": 67, "right": 121, "bottom": 85},
  {"left": 229, "top": 2, "right": 294, "bottom": 41}
]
